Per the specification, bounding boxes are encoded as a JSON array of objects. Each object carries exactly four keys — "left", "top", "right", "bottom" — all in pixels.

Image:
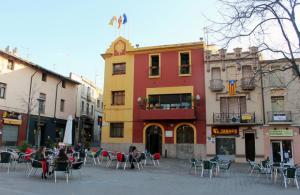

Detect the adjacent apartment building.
[
  {"left": 261, "top": 58, "right": 300, "bottom": 165},
  {"left": 101, "top": 37, "right": 206, "bottom": 158},
  {"left": 204, "top": 47, "right": 264, "bottom": 163},
  {"left": 0, "top": 48, "right": 79, "bottom": 146},
  {"left": 70, "top": 73, "right": 103, "bottom": 146}
]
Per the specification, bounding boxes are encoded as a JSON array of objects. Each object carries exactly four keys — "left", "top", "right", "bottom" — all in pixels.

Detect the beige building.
[
  {"left": 70, "top": 73, "right": 103, "bottom": 146},
  {"left": 0, "top": 47, "right": 79, "bottom": 146},
  {"left": 205, "top": 47, "right": 265, "bottom": 163},
  {"left": 261, "top": 58, "right": 300, "bottom": 165}
]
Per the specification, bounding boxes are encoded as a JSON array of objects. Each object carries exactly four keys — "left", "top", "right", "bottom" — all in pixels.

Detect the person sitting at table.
[
  {"left": 55, "top": 148, "right": 69, "bottom": 162},
  {"left": 34, "top": 146, "right": 48, "bottom": 179}
]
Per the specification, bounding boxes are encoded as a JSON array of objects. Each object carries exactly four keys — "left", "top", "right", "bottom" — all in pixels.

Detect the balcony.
[
  {"left": 213, "top": 112, "right": 256, "bottom": 125},
  {"left": 139, "top": 107, "right": 196, "bottom": 120},
  {"left": 209, "top": 79, "right": 224, "bottom": 92},
  {"left": 87, "top": 93, "right": 92, "bottom": 102},
  {"left": 80, "top": 110, "right": 94, "bottom": 119},
  {"left": 267, "top": 111, "right": 292, "bottom": 123},
  {"left": 241, "top": 77, "right": 256, "bottom": 90}
]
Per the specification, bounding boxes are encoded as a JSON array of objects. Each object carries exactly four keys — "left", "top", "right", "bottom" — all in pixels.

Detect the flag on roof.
[
  {"left": 122, "top": 13, "right": 127, "bottom": 24},
  {"left": 118, "top": 16, "right": 123, "bottom": 29},
  {"left": 109, "top": 16, "right": 117, "bottom": 26}
]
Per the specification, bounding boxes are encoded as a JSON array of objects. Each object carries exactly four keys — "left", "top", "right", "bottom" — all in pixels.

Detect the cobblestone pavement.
[{"left": 0, "top": 159, "right": 299, "bottom": 195}]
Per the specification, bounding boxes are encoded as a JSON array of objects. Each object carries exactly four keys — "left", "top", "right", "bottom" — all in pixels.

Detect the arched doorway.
[
  {"left": 146, "top": 125, "right": 162, "bottom": 154},
  {"left": 175, "top": 124, "right": 195, "bottom": 159},
  {"left": 176, "top": 125, "right": 194, "bottom": 144}
]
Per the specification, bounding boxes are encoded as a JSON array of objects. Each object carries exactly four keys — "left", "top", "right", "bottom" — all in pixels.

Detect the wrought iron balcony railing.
[
  {"left": 213, "top": 112, "right": 256, "bottom": 124},
  {"left": 241, "top": 77, "right": 256, "bottom": 90},
  {"left": 267, "top": 111, "right": 292, "bottom": 123}
]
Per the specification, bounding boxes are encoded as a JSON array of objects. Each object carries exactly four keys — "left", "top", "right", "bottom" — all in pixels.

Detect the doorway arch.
[{"left": 144, "top": 124, "right": 163, "bottom": 154}]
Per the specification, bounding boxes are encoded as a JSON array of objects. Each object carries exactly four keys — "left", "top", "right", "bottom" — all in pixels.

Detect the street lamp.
[{"left": 36, "top": 97, "right": 45, "bottom": 148}]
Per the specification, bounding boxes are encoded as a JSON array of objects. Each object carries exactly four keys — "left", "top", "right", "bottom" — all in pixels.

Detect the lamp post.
[{"left": 36, "top": 97, "right": 45, "bottom": 148}]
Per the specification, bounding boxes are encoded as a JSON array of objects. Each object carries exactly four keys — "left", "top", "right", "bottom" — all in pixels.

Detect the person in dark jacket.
[{"left": 129, "top": 145, "right": 140, "bottom": 169}]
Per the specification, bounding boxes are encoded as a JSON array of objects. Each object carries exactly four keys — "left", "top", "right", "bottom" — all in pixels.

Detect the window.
[
  {"left": 112, "top": 91, "right": 125, "bottom": 105},
  {"left": 269, "top": 69, "right": 285, "bottom": 88},
  {"left": 62, "top": 80, "right": 66, "bottom": 88},
  {"left": 242, "top": 66, "right": 253, "bottom": 78},
  {"left": 176, "top": 125, "right": 194, "bottom": 144},
  {"left": 91, "top": 105, "right": 94, "bottom": 116},
  {"left": 7, "top": 60, "right": 14, "bottom": 70},
  {"left": 81, "top": 101, "right": 84, "bottom": 112},
  {"left": 220, "top": 96, "right": 246, "bottom": 114},
  {"left": 179, "top": 52, "right": 191, "bottom": 75},
  {"left": 60, "top": 99, "right": 65, "bottom": 112},
  {"left": 101, "top": 102, "right": 104, "bottom": 109},
  {"left": 150, "top": 55, "right": 160, "bottom": 76},
  {"left": 148, "top": 93, "right": 192, "bottom": 109},
  {"left": 110, "top": 123, "right": 124, "bottom": 138},
  {"left": 211, "top": 67, "right": 221, "bottom": 79},
  {"left": 216, "top": 138, "right": 236, "bottom": 155},
  {"left": 113, "top": 63, "right": 126, "bottom": 75},
  {"left": 39, "top": 93, "right": 46, "bottom": 114},
  {"left": 0, "top": 83, "right": 6, "bottom": 99},
  {"left": 271, "top": 96, "right": 284, "bottom": 112},
  {"left": 97, "top": 100, "right": 100, "bottom": 108},
  {"left": 42, "top": 73, "right": 47, "bottom": 82},
  {"left": 86, "top": 103, "right": 89, "bottom": 114}
]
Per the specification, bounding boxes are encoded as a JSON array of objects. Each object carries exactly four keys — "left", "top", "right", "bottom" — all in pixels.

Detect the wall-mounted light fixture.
[
  {"left": 137, "top": 96, "right": 144, "bottom": 109},
  {"left": 195, "top": 94, "right": 200, "bottom": 105}
]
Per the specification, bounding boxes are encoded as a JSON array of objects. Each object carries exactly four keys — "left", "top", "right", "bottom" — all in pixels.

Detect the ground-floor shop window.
[
  {"left": 216, "top": 138, "right": 235, "bottom": 155},
  {"left": 2, "top": 125, "right": 19, "bottom": 146}
]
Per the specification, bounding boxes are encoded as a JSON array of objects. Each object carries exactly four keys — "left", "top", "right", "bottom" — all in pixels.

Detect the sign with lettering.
[
  {"left": 211, "top": 127, "right": 239, "bottom": 136},
  {"left": 242, "top": 114, "right": 252, "bottom": 120},
  {"left": 165, "top": 131, "right": 173, "bottom": 137},
  {"left": 269, "top": 129, "right": 293, "bottom": 137},
  {"left": 3, "top": 118, "right": 22, "bottom": 125}
]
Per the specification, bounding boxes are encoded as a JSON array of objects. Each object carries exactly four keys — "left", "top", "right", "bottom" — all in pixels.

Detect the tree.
[{"left": 209, "top": 0, "right": 300, "bottom": 78}]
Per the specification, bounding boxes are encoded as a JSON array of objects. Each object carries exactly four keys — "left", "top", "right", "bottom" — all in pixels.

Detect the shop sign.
[
  {"left": 273, "top": 115, "right": 287, "bottom": 121},
  {"left": 3, "top": 118, "right": 22, "bottom": 125},
  {"left": 242, "top": 114, "right": 252, "bottom": 120},
  {"left": 212, "top": 127, "right": 239, "bottom": 136},
  {"left": 165, "top": 131, "right": 173, "bottom": 137},
  {"left": 269, "top": 129, "right": 293, "bottom": 137}
]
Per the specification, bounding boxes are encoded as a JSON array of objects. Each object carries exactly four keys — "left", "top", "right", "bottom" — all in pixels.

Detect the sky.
[{"left": 0, "top": 0, "right": 221, "bottom": 89}]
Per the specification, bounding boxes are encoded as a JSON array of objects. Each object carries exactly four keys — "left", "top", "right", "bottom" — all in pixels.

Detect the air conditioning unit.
[{"left": 230, "top": 116, "right": 240, "bottom": 123}]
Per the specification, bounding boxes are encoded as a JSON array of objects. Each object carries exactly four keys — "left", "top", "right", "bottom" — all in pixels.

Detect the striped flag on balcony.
[{"left": 228, "top": 80, "right": 237, "bottom": 96}]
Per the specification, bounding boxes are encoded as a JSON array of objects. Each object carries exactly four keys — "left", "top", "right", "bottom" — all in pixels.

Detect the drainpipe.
[
  {"left": 260, "top": 65, "right": 266, "bottom": 125},
  {"left": 26, "top": 70, "right": 38, "bottom": 142},
  {"left": 53, "top": 80, "right": 62, "bottom": 122}
]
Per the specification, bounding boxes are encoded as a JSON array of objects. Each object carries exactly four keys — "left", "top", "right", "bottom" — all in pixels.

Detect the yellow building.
[{"left": 101, "top": 37, "right": 135, "bottom": 151}]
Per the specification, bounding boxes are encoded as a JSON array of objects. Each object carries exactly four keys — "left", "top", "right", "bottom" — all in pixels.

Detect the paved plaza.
[{"left": 0, "top": 159, "right": 298, "bottom": 195}]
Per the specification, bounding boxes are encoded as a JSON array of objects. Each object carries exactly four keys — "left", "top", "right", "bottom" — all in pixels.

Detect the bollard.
[{"left": 165, "top": 149, "right": 167, "bottom": 158}]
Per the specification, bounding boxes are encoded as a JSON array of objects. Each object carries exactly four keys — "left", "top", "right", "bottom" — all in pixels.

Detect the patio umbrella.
[{"left": 63, "top": 115, "right": 73, "bottom": 145}]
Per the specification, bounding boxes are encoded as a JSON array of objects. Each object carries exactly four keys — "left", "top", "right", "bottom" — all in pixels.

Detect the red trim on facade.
[{"left": 133, "top": 48, "right": 206, "bottom": 145}]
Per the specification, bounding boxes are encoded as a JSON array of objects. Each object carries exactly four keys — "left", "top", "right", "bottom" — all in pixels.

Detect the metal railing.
[
  {"left": 209, "top": 79, "right": 224, "bottom": 92},
  {"left": 213, "top": 112, "right": 256, "bottom": 124},
  {"left": 241, "top": 77, "right": 256, "bottom": 90},
  {"left": 267, "top": 111, "right": 292, "bottom": 122}
]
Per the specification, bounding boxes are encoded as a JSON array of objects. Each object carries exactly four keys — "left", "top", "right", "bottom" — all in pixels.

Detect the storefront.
[
  {"left": 207, "top": 125, "right": 265, "bottom": 163},
  {"left": 264, "top": 128, "right": 297, "bottom": 164},
  {"left": 0, "top": 111, "right": 24, "bottom": 146},
  {"left": 211, "top": 127, "right": 239, "bottom": 159}
]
